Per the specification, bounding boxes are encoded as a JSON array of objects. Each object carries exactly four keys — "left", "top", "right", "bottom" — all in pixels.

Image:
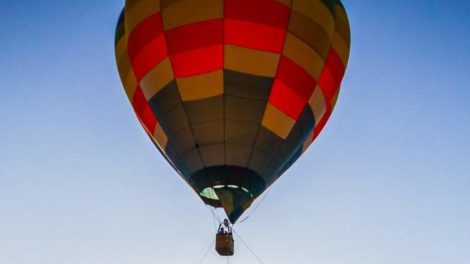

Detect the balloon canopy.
[{"left": 115, "top": 0, "right": 351, "bottom": 223}]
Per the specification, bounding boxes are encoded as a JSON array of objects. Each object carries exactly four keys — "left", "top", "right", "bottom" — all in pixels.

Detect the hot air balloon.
[{"left": 115, "top": 0, "right": 350, "bottom": 253}]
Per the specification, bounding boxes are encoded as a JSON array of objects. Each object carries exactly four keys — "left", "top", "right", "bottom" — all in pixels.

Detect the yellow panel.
[
  {"left": 116, "top": 49, "right": 130, "bottom": 80},
  {"left": 153, "top": 123, "right": 168, "bottom": 150},
  {"left": 140, "top": 58, "right": 174, "bottom": 100},
  {"left": 288, "top": 12, "right": 332, "bottom": 60},
  {"left": 330, "top": 89, "right": 340, "bottom": 109},
  {"left": 335, "top": 5, "right": 351, "bottom": 44},
  {"left": 117, "top": 53, "right": 138, "bottom": 101},
  {"left": 291, "top": 0, "right": 335, "bottom": 39},
  {"left": 336, "top": 3, "right": 348, "bottom": 20},
  {"left": 177, "top": 70, "right": 223, "bottom": 101},
  {"left": 125, "top": 0, "right": 160, "bottom": 34},
  {"left": 308, "top": 86, "right": 326, "bottom": 125},
  {"left": 261, "top": 104, "right": 295, "bottom": 139},
  {"left": 283, "top": 33, "right": 325, "bottom": 79},
  {"left": 162, "top": 0, "right": 223, "bottom": 30},
  {"left": 276, "top": 0, "right": 292, "bottom": 6},
  {"left": 123, "top": 71, "right": 138, "bottom": 101},
  {"left": 302, "top": 136, "right": 314, "bottom": 152},
  {"left": 225, "top": 45, "right": 280, "bottom": 77},
  {"left": 115, "top": 36, "right": 128, "bottom": 63},
  {"left": 331, "top": 33, "right": 350, "bottom": 66}
]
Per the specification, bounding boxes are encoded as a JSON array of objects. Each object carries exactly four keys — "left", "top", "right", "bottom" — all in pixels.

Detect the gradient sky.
[{"left": 1, "top": 1, "right": 469, "bottom": 263}]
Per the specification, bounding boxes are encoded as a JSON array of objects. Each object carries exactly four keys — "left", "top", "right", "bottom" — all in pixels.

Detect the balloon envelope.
[{"left": 115, "top": 0, "right": 351, "bottom": 223}]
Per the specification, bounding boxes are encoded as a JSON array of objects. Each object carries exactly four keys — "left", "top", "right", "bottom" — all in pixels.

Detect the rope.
[
  {"left": 206, "top": 205, "right": 219, "bottom": 232},
  {"left": 233, "top": 229, "right": 264, "bottom": 264},
  {"left": 237, "top": 185, "right": 274, "bottom": 224},
  {"left": 196, "top": 239, "right": 215, "bottom": 264}
]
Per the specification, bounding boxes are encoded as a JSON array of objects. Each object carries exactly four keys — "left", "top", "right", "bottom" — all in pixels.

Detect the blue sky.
[{"left": 1, "top": 1, "right": 469, "bottom": 263}]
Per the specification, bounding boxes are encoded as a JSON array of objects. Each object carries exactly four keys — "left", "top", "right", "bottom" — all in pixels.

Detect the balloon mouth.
[
  {"left": 200, "top": 185, "right": 254, "bottom": 202},
  {"left": 200, "top": 185, "right": 255, "bottom": 223},
  {"left": 187, "top": 165, "right": 267, "bottom": 223}
]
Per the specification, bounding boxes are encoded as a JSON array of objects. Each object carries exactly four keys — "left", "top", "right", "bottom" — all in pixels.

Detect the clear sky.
[{"left": 1, "top": 1, "right": 469, "bottom": 263}]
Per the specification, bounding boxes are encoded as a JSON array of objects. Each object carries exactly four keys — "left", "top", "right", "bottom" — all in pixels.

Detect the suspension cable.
[
  {"left": 237, "top": 185, "right": 274, "bottom": 224},
  {"left": 206, "top": 205, "right": 219, "bottom": 232},
  {"left": 196, "top": 239, "right": 215, "bottom": 264},
  {"left": 233, "top": 229, "right": 264, "bottom": 264}
]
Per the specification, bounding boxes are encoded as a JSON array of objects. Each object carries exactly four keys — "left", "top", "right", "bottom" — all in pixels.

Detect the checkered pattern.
[{"left": 115, "top": 0, "right": 350, "bottom": 222}]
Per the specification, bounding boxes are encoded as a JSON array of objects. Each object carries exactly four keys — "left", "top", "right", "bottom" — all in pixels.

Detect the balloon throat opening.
[
  {"left": 200, "top": 185, "right": 253, "bottom": 202},
  {"left": 200, "top": 185, "right": 255, "bottom": 223}
]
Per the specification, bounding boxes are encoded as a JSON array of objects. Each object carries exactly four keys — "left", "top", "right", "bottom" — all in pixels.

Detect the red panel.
[
  {"left": 225, "top": 0, "right": 290, "bottom": 29},
  {"left": 318, "top": 67, "right": 339, "bottom": 102},
  {"left": 127, "top": 13, "right": 167, "bottom": 80},
  {"left": 166, "top": 19, "right": 223, "bottom": 54},
  {"left": 313, "top": 110, "right": 332, "bottom": 140},
  {"left": 127, "top": 13, "right": 164, "bottom": 57},
  {"left": 130, "top": 35, "right": 168, "bottom": 80},
  {"left": 170, "top": 45, "right": 223, "bottom": 77},
  {"left": 224, "top": 19, "right": 286, "bottom": 53},
  {"left": 326, "top": 50, "right": 346, "bottom": 84},
  {"left": 132, "top": 87, "right": 157, "bottom": 132},
  {"left": 269, "top": 80, "right": 307, "bottom": 120},
  {"left": 277, "top": 56, "right": 316, "bottom": 100}
]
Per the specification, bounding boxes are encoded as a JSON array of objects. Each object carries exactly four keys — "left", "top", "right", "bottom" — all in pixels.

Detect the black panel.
[{"left": 224, "top": 70, "right": 273, "bottom": 100}]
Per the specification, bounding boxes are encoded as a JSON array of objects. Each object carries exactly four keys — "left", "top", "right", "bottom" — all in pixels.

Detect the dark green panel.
[
  {"left": 253, "top": 127, "right": 284, "bottom": 154},
  {"left": 170, "top": 126, "right": 196, "bottom": 154},
  {"left": 225, "top": 143, "right": 251, "bottom": 167},
  {"left": 247, "top": 148, "right": 271, "bottom": 176},
  {"left": 164, "top": 143, "right": 191, "bottom": 178},
  {"left": 320, "top": 0, "right": 337, "bottom": 16},
  {"left": 158, "top": 103, "right": 190, "bottom": 134},
  {"left": 224, "top": 70, "right": 273, "bottom": 100},
  {"left": 225, "top": 120, "right": 258, "bottom": 145},
  {"left": 279, "top": 147, "right": 302, "bottom": 176},
  {"left": 184, "top": 96, "right": 223, "bottom": 124},
  {"left": 181, "top": 148, "right": 204, "bottom": 174},
  {"left": 148, "top": 80, "right": 181, "bottom": 117},
  {"left": 264, "top": 107, "right": 315, "bottom": 183},
  {"left": 115, "top": 10, "right": 125, "bottom": 46},
  {"left": 199, "top": 143, "right": 225, "bottom": 167},
  {"left": 225, "top": 95, "right": 265, "bottom": 124},
  {"left": 191, "top": 120, "right": 224, "bottom": 145}
]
